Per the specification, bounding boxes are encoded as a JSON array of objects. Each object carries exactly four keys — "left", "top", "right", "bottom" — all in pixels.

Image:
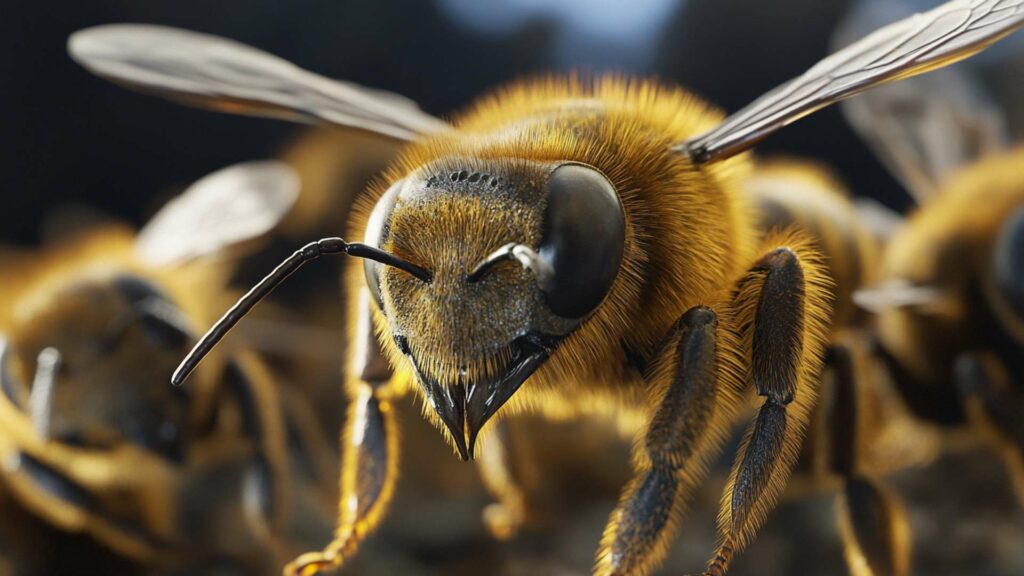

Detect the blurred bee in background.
[
  {"left": 0, "top": 162, "right": 337, "bottom": 574},
  {"left": 68, "top": 1, "right": 1024, "bottom": 575},
  {"left": 237, "top": 130, "right": 402, "bottom": 441},
  {"left": 839, "top": 0, "right": 1024, "bottom": 522}
]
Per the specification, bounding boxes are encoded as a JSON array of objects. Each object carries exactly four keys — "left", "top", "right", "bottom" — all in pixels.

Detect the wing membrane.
[
  {"left": 135, "top": 160, "right": 299, "bottom": 267},
  {"left": 835, "top": 0, "right": 1009, "bottom": 203},
  {"left": 68, "top": 24, "right": 448, "bottom": 142},
  {"left": 680, "top": 0, "right": 1024, "bottom": 163}
]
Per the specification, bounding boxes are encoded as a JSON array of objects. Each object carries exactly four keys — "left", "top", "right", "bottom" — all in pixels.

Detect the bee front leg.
[
  {"left": 825, "top": 343, "right": 910, "bottom": 576},
  {"left": 284, "top": 292, "right": 400, "bottom": 576},
  {"left": 596, "top": 306, "right": 737, "bottom": 576},
  {"left": 698, "top": 241, "right": 832, "bottom": 576}
]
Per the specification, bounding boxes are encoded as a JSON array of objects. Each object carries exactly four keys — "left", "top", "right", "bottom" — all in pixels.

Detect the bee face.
[
  {"left": 364, "top": 158, "right": 626, "bottom": 457},
  {"left": 5, "top": 275, "right": 193, "bottom": 459}
]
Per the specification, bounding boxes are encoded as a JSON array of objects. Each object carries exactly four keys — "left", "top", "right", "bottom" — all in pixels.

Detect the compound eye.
[
  {"left": 363, "top": 180, "right": 403, "bottom": 310},
  {"left": 539, "top": 163, "right": 625, "bottom": 319}
]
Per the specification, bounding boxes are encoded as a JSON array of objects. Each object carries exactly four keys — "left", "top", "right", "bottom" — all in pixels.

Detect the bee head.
[
  {"left": 364, "top": 159, "right": 625, "bottom": 459},
  {"left": 3, "top": 274, "right": 192, "bottom": 460}
]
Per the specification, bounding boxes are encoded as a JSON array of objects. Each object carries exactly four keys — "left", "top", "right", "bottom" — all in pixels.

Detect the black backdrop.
[{"left": 0, "top": 0, "right": 904, "bottom": 246}]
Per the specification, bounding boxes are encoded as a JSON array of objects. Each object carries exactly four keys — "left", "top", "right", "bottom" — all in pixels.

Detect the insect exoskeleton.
[
  {"left": 353, "top": 79, "right": 759, "bottom": 456},
  {"left": 833, "top": 2, "right": 1024, "bottom": 572},
  {"left": 0, "top": 162, "right": 335, "bottom": 573},
  {"left": 67, "top": 2, "right": 1024, "bottom": 574},
  {"left": 864, "top": 146, "right": 1024, "bottom": 498},
  {"left": 742, "top": 159, "right": 883, "bottom": 328},
  {"left": 872, "top": 148, "right": 1024, "bottom": 396}
]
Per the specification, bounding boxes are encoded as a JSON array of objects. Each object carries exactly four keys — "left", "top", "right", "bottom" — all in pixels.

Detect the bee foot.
[
  {"left": 282, "top": 550, "right": 343, "bottom": 576},
  {"left": 483, "top": 502, "right": 523, "bottom": 540}
]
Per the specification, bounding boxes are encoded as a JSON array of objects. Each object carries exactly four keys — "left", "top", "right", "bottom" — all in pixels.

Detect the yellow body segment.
[
  {"left": 347, "top": 78, "right": 763, "bottom": 437},
  {"left": 743, "top": 160, "right": 880, "bottom": 328},
  {"left": 879, "top": 147, "right": 1024, "bottom": 386},
  {"left": 297, "top": 77, "right": 840, "bottom": 576},
  {"left": 0, "top": 228, "right": 296, "bottom": 569}
]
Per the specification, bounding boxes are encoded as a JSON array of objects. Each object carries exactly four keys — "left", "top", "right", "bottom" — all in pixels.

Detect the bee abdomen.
[{"left": 745, "top": 163, "right": 878, "bottom": 328}]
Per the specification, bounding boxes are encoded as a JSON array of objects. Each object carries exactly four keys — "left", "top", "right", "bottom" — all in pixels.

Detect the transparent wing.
[
  {"left": 853, "top": 279, "right": 948, "bottom": 313},
  {"left": 835, "top": 0, "right": 1009, "bottom": 203},
  {"left": 68, "top": 24, "right": 449, "bottom": 142},
  {"left": 135, "top": 161, "right": 299, "bottom": 267},
  {"left": 680, "top": 0, "right": 1024, "bottom": 164}
]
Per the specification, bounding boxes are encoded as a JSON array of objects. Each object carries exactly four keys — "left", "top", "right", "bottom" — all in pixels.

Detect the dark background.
[
  {"left": 0, "top": 0, "right": 907, "bottom": 246},
  {"left": 5, "top": 4, "right": 1024, "bottom": 575}
]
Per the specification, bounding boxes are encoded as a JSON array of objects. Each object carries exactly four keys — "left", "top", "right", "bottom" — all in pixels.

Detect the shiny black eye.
[
  {"left": 363, "top": 180, "right": 403, "bottom": 310},
  {"left": 538, "top": 163, "right": 625, "bottom": 319}
]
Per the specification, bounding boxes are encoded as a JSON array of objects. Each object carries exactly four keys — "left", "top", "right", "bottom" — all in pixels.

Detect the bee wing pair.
[
  {"left": 835, "top": 0, "right": 1021, "bottom": 204},
  {"left": 69, "top": 0, "right": 1024, "bottom": 319},
  {"left": 68, "top": 0, "right": 1024, "bottom": 164},
  {"left": 836, "top": 1, "right": 1024, "bottom": 312},
  {"left": 68, "top": 25, "right": 449, "bottom": 142},
  {"left": 134, "top": 160, "right": 299, "bottom": 267}
]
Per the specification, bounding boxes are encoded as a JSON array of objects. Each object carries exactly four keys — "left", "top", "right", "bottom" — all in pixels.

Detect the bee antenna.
[
  {"left": 171, "top": 237, "right": 430, "bottom": 386},
  {"left": 466, "top": 243, "right": 553, "bottom": 288}
]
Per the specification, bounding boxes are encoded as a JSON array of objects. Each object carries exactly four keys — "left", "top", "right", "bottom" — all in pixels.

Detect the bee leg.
[
  {"left": 698, "top": 242, "right": 832, "bottom": 576},
  {"left": 825, "top": 344, "right": 910, "bottom": 576},
  {"left": 956, "top": 351, "right": 1024, "bottom": 504},
  {"left": 284, "top": 293, "right": 400, "bottom": 576},
  {"left": 477, "top": 418, "right": 538, "bottom": 540},
  {"left": 223, "top": 360, "right": 291, "bottom": 540},
  {"left": 597, "top": 306, "right": 729, "bottom": 576}
]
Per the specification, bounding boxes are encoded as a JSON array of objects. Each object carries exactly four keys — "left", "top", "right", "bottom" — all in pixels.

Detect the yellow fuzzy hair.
[
  {"left": 745, "top": 158, "right": 880, "bottom": 327},
  {"left": 0, "top": 224, "right": 292, "bottom": 560},
  {"left": 718, "top": 229, "right": 834, "bottom": 553},
  {"left": 879, "top": 146, "right": 1024, "bottom": 382},
  {"left": 2, "top": 226, "right": 231, "bottom": 332},
  {"left": 342, "top": 76, "right": 761, "bottom": 452}
]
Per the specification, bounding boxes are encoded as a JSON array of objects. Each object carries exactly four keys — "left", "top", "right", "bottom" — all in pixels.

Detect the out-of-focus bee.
[
  {"left": 237, "top": 129, "right": 402, "bottom": 440},
  {"left": 0, "top": 162, "right": 335, "bottom": 574},
  {"left": 838, "top": 0, "right": 1024, "bottom": 528},
  {"left": 68, "top": 2, "right": 1024, "bottom": 575}
]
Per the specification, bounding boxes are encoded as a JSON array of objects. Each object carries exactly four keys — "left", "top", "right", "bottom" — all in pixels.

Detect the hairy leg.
[
  {"left": 596, "top": 306, "right": 746, "bottom": 576},
  {"left": 284, "top": 291, "right": 401, "bottom": 576},
  {"left": 700, "top": 237, "right": 832, "bottom": 576},
  {"left": 825, "top": 343, "right": 910, "bottom": 576},
  {"left": 476, "top": 418, "right": 540, "bottom": 540},
  {"left": 957, "top": 351, "right": 1024, "bottom": 505}
]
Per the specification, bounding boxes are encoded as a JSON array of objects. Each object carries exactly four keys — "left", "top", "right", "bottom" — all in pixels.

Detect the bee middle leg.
[
  {"left": 219, "top": 359, "right": 294, "bottom": 539},
  {"left": 284, "top": 294, "right": 401, "bottom": 576},
  {"left": 956, "top": 351, "right": 1024, "bottom": 505},
  {"left": 596, "top": 305, "right": 741, "bottom": 576},
  {"left": 697, "top": 239, "right": 832, "bottom": 576},
  {"left": 825, "top": 343, "right": 910, "bottom": 576}
]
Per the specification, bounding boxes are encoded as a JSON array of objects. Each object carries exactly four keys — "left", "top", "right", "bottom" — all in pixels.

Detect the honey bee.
[
  {"left": 838, "top": 0, "right": 1024, "bottom": 525},
  {"left": 67, "top": 2, "right": 1024, "bottom": 575},
  {"left": 0, "top": 162, "right": 334, "bottom": 573}
]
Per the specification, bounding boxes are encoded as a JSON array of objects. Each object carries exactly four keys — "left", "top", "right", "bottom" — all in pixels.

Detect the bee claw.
[{"left": 282, "top": 550, "right": 343, "bottom": 576}]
